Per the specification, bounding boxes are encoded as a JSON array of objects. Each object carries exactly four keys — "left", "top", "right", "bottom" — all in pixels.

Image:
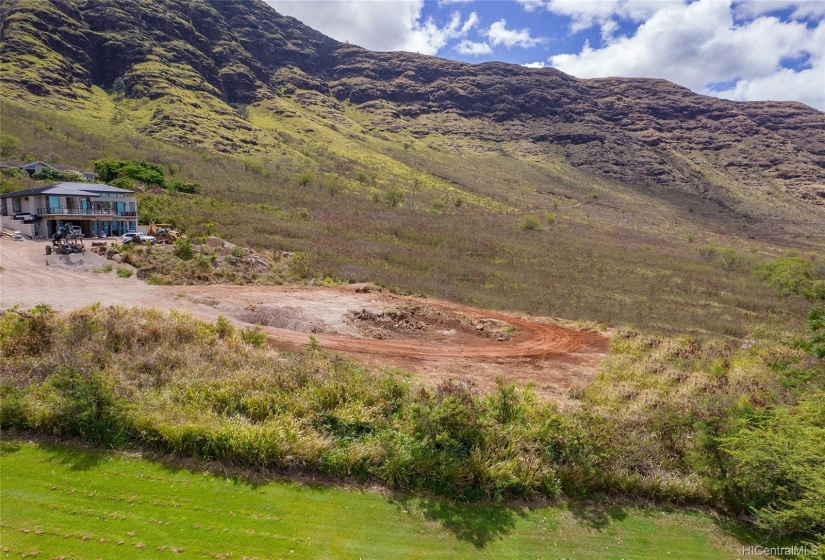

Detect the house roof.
[
  {"left": 19, "top": 161, "right": 51, "bottom": 170},
  {"left": 0, "top": 161, "right": 95, "bottom": 175},
  {"left": 0, "top": 182, "right": 134, "bottom": 199}
]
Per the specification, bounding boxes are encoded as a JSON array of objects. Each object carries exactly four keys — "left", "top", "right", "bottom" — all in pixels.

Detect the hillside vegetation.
[
  {"left": 2, "top": 0, "right": 825, "bottom": 551},
  {"left": 2, "top": 98, "right": 822, "bottom": 337},
  {"left": 1, "top": 304, "right": 823, "bottom": 546}
]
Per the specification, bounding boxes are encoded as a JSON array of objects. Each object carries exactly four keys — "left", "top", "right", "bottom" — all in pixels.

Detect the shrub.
[
  {"left": 116, "top": 267, "right": 133, "bottom": 278},
  {"left": 298, "top": 170, "right": 315, "bottom": 187},
  {"left": 719, "top": 248, "right": 745, "bottom": 272},
  {"left": 519, "top": 215, "right": 541, "bottom": 231},
  {"left": 214, "top": 316, "right": 236, "bottom": 339},
  {"left": 757, "top": 257, "right": 825, "bottom": 300},
  {"left": 240, "top": 325, "right": 266, "bottom": 348},
  {"left": 31, "top": 166, "right": 63, "bottom": 181},
  {"left": 169, "top": 180, "right": 202, "bottom": 194},
  {"left": 720, "top": 393, "right": 825, "bottom": 538},
  {"left": 94, "top": 159, "right": 165, "bottom": 187},
  {"left": 174, "top": 238, "right": 194, "bottom": 261},
  {"left": 384, "top": 189, "right": 404, "bottom": 207},
  {"left": 698, "top": 244, "right": 719, "bottom": 262}
]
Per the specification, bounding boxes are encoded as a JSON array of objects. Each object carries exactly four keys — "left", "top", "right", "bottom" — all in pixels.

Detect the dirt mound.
[
  {"left": 348, "top": 304, "right": 515, "bottom": 341},
  {"left": 34, "top": 250, "right": 110, "bottom": 272},
  {"left": 234, "top": 304, "right": 330, "bottom": 333}
]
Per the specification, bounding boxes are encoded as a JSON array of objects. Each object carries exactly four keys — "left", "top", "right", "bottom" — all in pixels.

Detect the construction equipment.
[
  {"left": 147, "top": 221, "right": 184, "bottom": 244},
  {"left": 46, "top": 223, "right": 85, "bottom": 255}
]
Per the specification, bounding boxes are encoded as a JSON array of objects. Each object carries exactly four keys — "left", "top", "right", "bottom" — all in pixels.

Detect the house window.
[
  {"left": 48, "top": 195, "right": 59, "bottom": 213},
  {"left": 12, "top": 198, "right": 21, "bottom": 213}
]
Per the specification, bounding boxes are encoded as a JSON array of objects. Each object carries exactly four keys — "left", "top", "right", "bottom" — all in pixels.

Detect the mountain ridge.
[{"left": 1, "top": 0, "right": 824, "bottom": 205}]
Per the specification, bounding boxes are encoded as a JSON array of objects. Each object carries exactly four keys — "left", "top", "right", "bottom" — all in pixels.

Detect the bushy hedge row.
[{"left": 1, "top": 305, "right": 823, "bottom": 545}]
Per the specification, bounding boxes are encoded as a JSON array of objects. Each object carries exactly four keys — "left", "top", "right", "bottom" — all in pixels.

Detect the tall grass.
[{"left": 2, "top": 304, "right": 823, "bottom": 546}]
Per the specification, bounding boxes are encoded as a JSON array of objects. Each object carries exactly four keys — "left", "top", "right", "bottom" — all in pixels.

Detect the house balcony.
[{"left": 36, "top": 207, "right": 138, "bottom": 218}]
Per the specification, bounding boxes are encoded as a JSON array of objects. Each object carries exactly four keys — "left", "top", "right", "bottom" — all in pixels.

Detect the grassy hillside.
[
  {"left": 2, "top": 304, "right": 823, "bottom": 547},
  {"left": 2, "top": 440, "right": 759, "bottom": 560},
  {"left": 3, "top": 96, "right": 822, "bottom": 336}
]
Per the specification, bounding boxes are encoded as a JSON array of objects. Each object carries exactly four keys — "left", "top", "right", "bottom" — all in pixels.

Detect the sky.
[{"left": 265, "top": 0, "right": 825, "bottom": 110}]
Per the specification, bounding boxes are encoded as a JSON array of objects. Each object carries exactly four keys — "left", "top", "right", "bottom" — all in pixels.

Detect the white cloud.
[
  {"left": 548, "top": 0, "right": 825, "bottom": 109},
  {"left": 486, "top": 18, "right": 544, "bottom": 48},
  {"left": 733, "top": 1, "right": 825, "bottom": 20},
  {"left": 438, "top": 0, "right": 473, "bottom": 5},
  {"left": 456, "top": 39, "right": 492, "bottom": 55},
  {"left": 545, "top": 0, "right": 674, "bottom": 32},
  {"left": 516, "top": 0, "right": 546, "bottom": 12},
  {"left": 266, "top": 1, "right": 476, "bottom": 55},
  {"left": 523, "top": 61, "right": 547, "bottom": 68}
]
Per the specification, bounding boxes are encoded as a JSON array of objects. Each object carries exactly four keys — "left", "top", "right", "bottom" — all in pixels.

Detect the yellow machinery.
[{"left": 147, "top": 221, "right": 185, "bottom": 244}]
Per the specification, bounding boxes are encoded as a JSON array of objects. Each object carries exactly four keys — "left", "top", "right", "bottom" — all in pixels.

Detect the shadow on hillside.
[
  {"left": 567, "top": 501, "right": 629, "bottom": 530},
  {"left": 391, "top": 497, "right": 524, "bottom": 549}
]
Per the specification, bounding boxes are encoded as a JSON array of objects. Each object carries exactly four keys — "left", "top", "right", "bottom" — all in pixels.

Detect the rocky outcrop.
[{"left": 1, "top": 0, "right": 823, "bottom": 201}]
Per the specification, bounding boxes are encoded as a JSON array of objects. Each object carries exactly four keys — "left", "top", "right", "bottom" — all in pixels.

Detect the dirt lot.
[{"left": 0, "top": 238, "right": 607, "bottom": 400}]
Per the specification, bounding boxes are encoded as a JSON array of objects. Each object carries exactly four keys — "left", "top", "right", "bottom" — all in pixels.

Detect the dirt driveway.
[{"left": 0, "top": 238, "right": 607, "bottom": 400}]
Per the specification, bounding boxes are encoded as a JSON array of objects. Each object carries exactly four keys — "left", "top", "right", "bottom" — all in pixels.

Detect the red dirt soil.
[{"left": 1, "top": 238, "right": 608, "bottom": 400}]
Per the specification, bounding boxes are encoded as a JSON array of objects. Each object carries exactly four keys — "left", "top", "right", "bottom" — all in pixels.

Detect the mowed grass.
[{"left": 1, "top": 440, "right": 754, "bottom": 560}]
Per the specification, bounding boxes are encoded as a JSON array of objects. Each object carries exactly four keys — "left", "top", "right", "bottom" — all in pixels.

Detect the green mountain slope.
[{"left": 1, "top": 0, "right": 824, "bottom": 335}]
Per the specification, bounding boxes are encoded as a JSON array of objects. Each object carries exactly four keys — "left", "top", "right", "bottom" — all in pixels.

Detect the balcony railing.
[{"left": 37, "top": 208, "right": 137, "bottom": 217}]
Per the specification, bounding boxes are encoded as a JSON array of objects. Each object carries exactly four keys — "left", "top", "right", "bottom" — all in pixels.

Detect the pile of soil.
[
  {"left": 348, "top": 304, "right": 515, "bottom": 341},
  {"left": 234, "top": 304, "right": 329, "bottom": 333}
]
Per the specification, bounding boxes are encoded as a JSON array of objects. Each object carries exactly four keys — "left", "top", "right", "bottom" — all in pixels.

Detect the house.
[
  {"left": 0, "top": 182, "right": 138, "bottom": 239},
  {"left": 0, "top": 161, "right": 97, "bottom": 181}
]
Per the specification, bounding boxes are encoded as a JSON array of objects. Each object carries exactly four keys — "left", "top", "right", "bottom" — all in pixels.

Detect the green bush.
[
  {"left": 519, "top": 214, "right": 541, "bottom": 231},
  {"left": 240, "top": 325, "right": 266, "bottom": 348},
  {"left": 720, "top": 392, "right": 825, "bottom": 538},
  {"left": 384, "top": 188, "right": 404, "bottom": 207},
  {"left": 298, "top": 170, "right": 315, "bottom": 187},
  {"left": 169, "top": 180, "right": 202, "bottom": 194},
  {"left": 94, "top": 159, "right": 165, "bottom": 187},
  {"left": 116, "top": 267, "right": 133, "bottom": 278},
  {"left": 174, "top": 238, "right": 194, "bottom": 260},
  {"left": 719, "top": 248, "right": 745, "bottom": 272},
  {"left": 757, "top": 256, "right": 825, "bottom": 300}
]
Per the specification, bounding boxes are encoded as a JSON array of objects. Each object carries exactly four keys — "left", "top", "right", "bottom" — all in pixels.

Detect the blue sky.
[{"left": 266, "top": 1, "right": 825, "bottom": 110}]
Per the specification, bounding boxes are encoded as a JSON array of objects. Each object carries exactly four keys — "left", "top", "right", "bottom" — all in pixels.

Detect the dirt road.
[{"left": 0, "top": 238, "right": 607, "bottom": 400}]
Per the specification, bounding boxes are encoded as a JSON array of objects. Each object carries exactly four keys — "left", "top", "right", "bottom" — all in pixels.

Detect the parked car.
[
  {"left": 13, "top": 231, "right": 24, "bottom": 242},
  {"left": 121, "top": 232, "right": 156, "bottom": 245}
]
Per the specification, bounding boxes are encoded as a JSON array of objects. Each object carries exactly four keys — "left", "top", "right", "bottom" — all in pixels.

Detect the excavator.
[
  {"left": 46, "top": 223, "right": 85, "bottom": 255},
  {"left": 147, "top": 221, "right": 185, "bottom": 244}
]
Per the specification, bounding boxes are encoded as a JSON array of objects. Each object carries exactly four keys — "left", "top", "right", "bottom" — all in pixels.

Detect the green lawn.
[{"left": 1, "top": 440, "right": 756, "bottom": 559}]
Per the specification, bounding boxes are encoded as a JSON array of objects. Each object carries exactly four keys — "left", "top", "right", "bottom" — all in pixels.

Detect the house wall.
[{"left": 0, "top": 215, "right": 36, "bottom": 238}]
